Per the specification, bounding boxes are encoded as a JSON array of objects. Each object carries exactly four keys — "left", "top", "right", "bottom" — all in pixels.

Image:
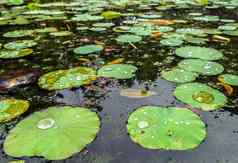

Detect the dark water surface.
[{"left": 0, "top": 1, "right": 238, "bottom": 163}]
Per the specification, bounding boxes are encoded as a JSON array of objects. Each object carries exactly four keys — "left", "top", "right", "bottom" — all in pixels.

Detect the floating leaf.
[
  {"left": 127, "top": 106, "right": 206, "bottom": 150},
  {"left": 101, "top": 11, "right": 121, "bottom": 20},
  {"left": 178, "top": 59, "right": 224, "bottom": 76},
  {"left": 161, "top": 68, "right": 198, "bottom": 83},
  {"left": 0, "top": 99, "right": 29, "bottom": 122},
  {"left": 4, "top": 106, "right": 100, "bottom": 160},
  {"left": 0, "top": 49, "right": 33, "bottom": 59},
  {"left": 116, "top": 34, "right": 142, "bottom": 43},
  {"left": 107, "top": 58, "right": 124, "bottom": 65},
  {"left": 120, "top": 89, "right": 157, "bottom": 98},
  {"left": 97, "top": 64, "right": 137, "bottom": 79},
  {"left": 3, "top": 30, "right": 33, "bottom": 38},
  {"left": 217, "top": 82, "right": 234, "bottom": 96},
  {"left": 38, "top": 67, "right": 96, "bottom": 90},
  {"left": 73, "top": 44, "right": 103, "bottom": 55},
  {"left": 4, "top": 40, "right": 37, "bottom": 50},
  {"left": 50, "top": 31, "right": 72, "bottom": 37},
  {"left": 218, "top": 74, "right": 238, "bottom": 86},
  {"left": 173, "top": 83, "right": 227, "bottom": 111},
  {"left": 160, "top": 38, "right": 183, "bottom": 46},
  {"left": 175, "top": 46, "right": 223, "bottom": 60}
]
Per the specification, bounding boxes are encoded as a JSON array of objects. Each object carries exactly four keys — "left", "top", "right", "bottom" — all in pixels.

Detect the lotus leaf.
[
  {"left": 127, "top": 106, "right": 206, "bottom": 150},
  {"left": 101, "top": 11, "right": 121, "bottom": 20},
  {"left": 175, "top": 46, "right": 223, "bottom": 61},
  {"left": 38, "top": 67, "right": 96, "bottom": 90},
  {"left": 161, "top": 68, "right": 198, "bottom": 83},
  {"left": 97, "top": 64, "right": 137, "bottom": 79},
  {"left": 72, "top": 14, "right": 103, "bottom": 21},
  {"left": 129, "top": 26, "right": 153, "bottom": 36},
  {"left": 178, "top": 59, "right": 224, "bottom": 76},
  {"left": 73, "top": 44, "right": 103, "bottom": 55},
  {"left": 3, "top": 30, "right": 33, "bottom": 38},
  {"left": 176, "top": 28, "right": 206, "bottom": 37},
  {"left": 4, "top": 40, "right": 37, "bottom": 50},
  {"left": 218, "top": 74, "right": 238, "bottom": 86},
  {"left": 160, "top": 38, "right": 184, "bottom": 46},
  {"left": 173, "top": 83, "right": 227, "bottom": 111},
  {"left": 116, "top": 34, "right": 142, "bottom": 43},
  {"left": 0, "top": 99, "right": 29, "bottom": 122},
  {"left": 4, "top": 106, "right": 100, "bottom": 160},
  {"left": 0, "top": 49, "right": 33, "bottom": 59}
]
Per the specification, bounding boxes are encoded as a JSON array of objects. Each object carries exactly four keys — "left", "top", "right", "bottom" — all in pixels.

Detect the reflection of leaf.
[{"left": 217, "top": 82, "right": 234, "bottom": 96}]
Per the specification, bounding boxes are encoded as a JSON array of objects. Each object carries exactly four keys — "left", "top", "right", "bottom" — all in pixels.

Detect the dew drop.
[{"left": 37, "top": 118, "right": 55, "bottom": 130}]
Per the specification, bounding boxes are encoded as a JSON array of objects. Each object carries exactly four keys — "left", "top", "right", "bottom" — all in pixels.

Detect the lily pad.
[
  {"left": 0, "top": 49, "right": 33, "bottom": 59},
  {"left": 175, "top": 46, "right": 223, "bottom": 61},
  {"left": 160, "top": 38, "right": 184, "bottom": 46},
  {"left": 73, "top": 44, "right": 103, "bottom": 55},
  {"left": 161, "top": 68, "right": 198, "bottom": 83},
  {"left": 3, "top": 30, "right": 33, "bottom": 38},
  {"left": 116, "top": 34, "right": 142, "bottom": 43},
  {"left": 4, "top": 40, "right": 37, "bottom": 50},
  {"left": 50, "top": 31, "right": 72, "bottom": 37},
  {"left": 97, "top": 64, "right": 137, "bottom": 79},
  {"left": 173, "top": 83, "right": 227, "bottom": 111},
  {"left": 120, "top": 89, "right": 157, "bottom": 98},
  {"left": 178, "top": 59, "right": 224, "bottom": 76},
  {"left": 0, "top": 99, "right": 29, "bottom": 122},
  {"left": 38, "top": 67, "right": 96, "bottom": 90},
  {"left": 218, "top": 74, "right": 238, "bottom": 86},
  {"left": 4, "top": 106, "right": 100, "bottom": 160},
  {"left": 101, "top": 11, "right": 121, "bottom": 20},
  {"left": 127, "top": 106, "right": 206, "bottom": 150}
]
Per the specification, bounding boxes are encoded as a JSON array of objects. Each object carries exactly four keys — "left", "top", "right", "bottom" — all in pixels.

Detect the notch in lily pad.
[
  {"left": 4, "top": 106, "right": 100, "bottom": 160},
  {"left": 127, "top": 106, "right": 206, "bottom": 150},
  {"left": 173, "top": 83, "right": 227, "bottom": 111}
]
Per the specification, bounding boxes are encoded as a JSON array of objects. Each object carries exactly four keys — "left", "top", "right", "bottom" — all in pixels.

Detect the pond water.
[{"left": 0, "top": 0, "right": 238, "bottom": 163}]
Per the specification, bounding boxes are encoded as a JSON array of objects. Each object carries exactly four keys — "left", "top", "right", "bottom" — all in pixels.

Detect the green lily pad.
[
  {"left": 218, "top": 25, "right": 237, "bottom": 31},
  {"left": 0, "top": 99, "right": 29, "bottom": 122},
  {"left": 7, "top": 0, "right": 24, "bottom": 5},
  {"left": 173, "top": 83, "right": 227, "bottom": 111},
  {"left": 0, "top": 49, "right": 33, "bottom": 59},
  {"left": 38, "top": 67, "right": 96, "bottom": 90},
  {"left": 50, "top": 31, "right": 72, "bottom": 37},
  {"left": 73, "top": 44, "right": 103, "bottom": 55},
  {"left": 218, "top": 74, "right": 238, "bottom": 86},
  {"left": 178, "top": 59, "right": 224, "bottom": 76},
  {"left": 161, "top": 68, "right": 198, "bottom": 83},
  {"left": 3, "top": 30, "right": 33, "bottom": 38},
  {"left": 4, "top": 40, "right": 37, "bottom": 50},
  {"left": 223, "top": 30, "right": 238, "bottom": 36},
  {"left": 193, "top": 15, "right": 219, "bottom": 22},
  {"left": 129, "top": 26, "right": 153, "bottom": 36},
  {"left": 72, "top": 14, "right": 103, "bottom": 21},
  {"left": 176, "top": 28, "right": 206, "bottom": 37},
  {"left": 116, "top": 34, "right": 142, "bottom": 43},
  {"left": 175, "top": 46, "right": 223, "bottom": 61},
  {"left": 160, "top": 38, "right": 184, "bottom": 46},
  {"left": 127, "top": 106, "right": 206, "bottom": 150},
  {"left": 97, "top": 64, "right": 137, "bottom": 79},
  {"left": 4, "top": 106, "right": 100, "bottom": 160},
  {"left": 101, "top": 11, "right": 121, "bottom": 20}
]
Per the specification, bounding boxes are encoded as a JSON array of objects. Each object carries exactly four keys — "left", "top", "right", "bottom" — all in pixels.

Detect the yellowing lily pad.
[
  {"left": 0, "top": 99, "right": 29, "bottom": 122},
  {"left": 120, "top": 89, "right": 157, "bottom": 98},
  {"left": 73, "top": 44, "right": 103, "bottom": 55},
  {"left": 97, "top": 64, "right": 137, "bottom": 79},
  {"left": 175, "top": 46, "right": 223, "bottom": 61},
  {"left": 127, "top": 106, "right": 206, "bottom": 150},
  {"left": 101, "top": 11, "right": 121, "bottom": 20},
  {"left": 178, "top": 59, "right": 224, "bottom": 76},
  {"left": 0, "top": 49, "right": 33, "bottom": 59},
  {"left": 173, "top": 83, "right": 227, "bottom": 111},
  {"left": 218, "top": 74, "right": 238, "bottom": 86},
  {"left": 38, "top": 67, "right": 96, "bottom": 90},
  {"left": 4, "top": 106, "right": 100, "bottom": 160},
  {"left": 161, "top": 68, "right": 198, "bottom": 83}
]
